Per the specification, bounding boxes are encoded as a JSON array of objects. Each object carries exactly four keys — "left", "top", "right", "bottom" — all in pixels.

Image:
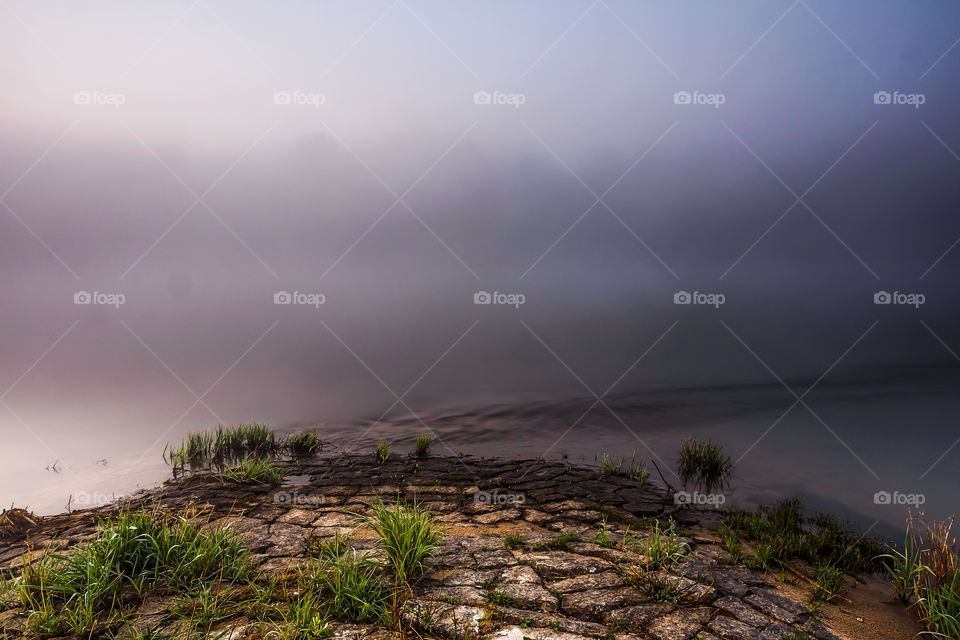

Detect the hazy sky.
[{"left": 2, "top": 2, "right": 960, "bottom": 508}]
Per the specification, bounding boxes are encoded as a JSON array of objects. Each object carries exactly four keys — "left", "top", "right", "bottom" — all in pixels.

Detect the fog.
[{"left": 2, "top": 1, "right": 959, "bottom": 520}]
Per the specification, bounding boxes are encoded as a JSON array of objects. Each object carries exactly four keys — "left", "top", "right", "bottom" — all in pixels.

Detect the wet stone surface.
[{"left": 0, "top": 454, "right": 847, "bottom": 639}]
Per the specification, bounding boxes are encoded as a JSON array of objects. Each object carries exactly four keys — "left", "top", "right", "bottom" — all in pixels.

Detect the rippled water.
[{"left": 7, "top": 364, "right": 953, "bottom": 541}]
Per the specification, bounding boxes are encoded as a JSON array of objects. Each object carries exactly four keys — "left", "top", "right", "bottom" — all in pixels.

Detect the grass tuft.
[
  {"left": 18, "top": 508, "right": 248, "bottom": 636},
  {"left": 678, "top": 437, "right": 732, "bottom": 491},
  {"left": 223, "top": 455, "right": 286, "bottom": 484},
  {"left": 415, "top": 433, "right": 434, "bottom": 457},
  {"left": 375, "top": 441, "right": 390, "bottom": 465},
  {"left": 364, "top": 498, "right": 441, "bottom": 587},
  {"left": 881, "top": 512, "right": 960, "bottom": 638},
  {"left": 642, "top": 519, "right": 687, "bottom": 569}
]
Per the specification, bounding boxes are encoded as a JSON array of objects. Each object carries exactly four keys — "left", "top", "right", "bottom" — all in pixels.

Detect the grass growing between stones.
[
  {"left": 223, "top": 455, "right": 286, "bottom": 485},
  {"left": 375, "top": 441, "right": 391, "bottom": 465},
  {"left": 533, "top": 533, "right": 581, "bottom": 552},
  {"left": 641, "top": 519, "right": 687, "bottom": 570},
  {"left": 415, "top": 433, "right": 434, "bottom": 457},
  {"left": 881, "top": 512, "right": 960, "bottom": 638},
  {"left": 17, "top": 508, "right": 249, "bottom": 637},
  {"left": 678, "top": 437, "right": 732, "bottom": 491},
  {"left": 365, "top": 498, "right": 441, "bottom": 588},
  {"left": 164, "top": 424, "right": 321, "bottom": 472}
]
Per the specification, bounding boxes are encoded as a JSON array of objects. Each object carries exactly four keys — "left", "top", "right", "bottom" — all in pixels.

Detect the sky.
[{"left": 2, "top": 1, "right": 960, "bottom": 517}]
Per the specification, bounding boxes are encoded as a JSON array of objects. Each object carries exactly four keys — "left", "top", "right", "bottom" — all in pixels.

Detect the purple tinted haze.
[{"left": 1, "top": 1, "right": 959, "bottom": 525}]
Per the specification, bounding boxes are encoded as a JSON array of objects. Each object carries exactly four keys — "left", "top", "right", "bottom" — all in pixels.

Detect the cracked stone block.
[
  {"left": 801, "top": 619, "right": 842, "bottom": 640},
  {"left": 422, "top": 585, "right": 487, "bottom": 606},
  {"left": 430, "top": 604, "right": 488, "bottom": 638},
  {"left": 275, "top": 508, "right": 320, "bottom": 526},
  {"left": 548, "top": 571, "right": 622, "bottom": 593},
  {"left": 486, "top": 625, "right": 597, "bottom": 640},
  {"left": 709, "top": 615, "right": 762, "bottom": 640},
  {"left": 495, "top": 606, "right": 608, "bottom": 637},
  {"left": 494, "top": 581, "right": 559, "bottom": 612},
  {"left": 473, "top": 549, "right": 517, "bottom": 568},
  {"left": 744, "top": 590, "right": 807, "bottom": 625},
  {"left": 566, "top": 543, "right": 638, "bottom": 565},
  {"left": 560, "top": 588, "right": 640, "bottom": 621},
  {"left": 758, "top": 623, "right": 797, "bottom": 640},
  {"left": 500, "top": 564, "right": 542, "bottom": 585},
  {"left": 518, "top": 551, "right": 608, "bottom": 579},
  {"left": 608, "top": 603, "right": 676, "bottom": 631},
  {"left": 714, "top": 595, "right": 770, "bottom": 627},
  {"left": 423, "top": 568, "right": 499, "bottom": 587},
  {"left": 475, "top": 509, "right": 523, "bottom": 525},
  {"left": 266, "top": 523, "right": 309, "bottom": 556},
  {"left": 646, "top": 606, "right": 713, "bottom": 640}
]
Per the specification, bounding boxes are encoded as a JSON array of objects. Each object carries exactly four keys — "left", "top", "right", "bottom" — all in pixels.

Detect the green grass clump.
[
  {"left": 164, "top": 425, "right": 323, "bottom": 473},
  {"left": 597, "top": 453, "right": 622, "bottom": 475},
  {"left": 305, "top": 553, "right": 391, "bottom": 625},
  {"left": 414, "top": 433, "right": 434, "bottom": 457},
  {"left": 627, "top": 570, "right": 686, "bottom": 603},
  {"left": 642, "top": 519, "right": 687, "bottom": 569},
  {"left": 533, "top": 532, "right": 581, "bottom": 551},
  {"left": 725, "top": 500, "right": 884, "bottom": 576},
  {"left": 881, "top": 513, "right": 960, "bottom": 638},
  {"left": 365, "top": 498, "right": 441, "bottom": 587},
  {"left": 812, "top": 564, "right": 845, "bottom": 603},
  {"left": 308, "top": 533, "right": 349, "bottom": 561},
  {"left": 678, "top": 437, "right": 732, "bottom": 491},
  {"left": 224, "top": 456, "right": 286, "bottom": 484},
  {"left": 375, "top": 441, "right": 390, "bottom": 465},
  {"left": 288, "top": 431, "right": 321, "bottom": 455},
  {"left": 504, "top": 534, "right": 526, "bottom": 550},
  {"left": 18, "top": 509, "right": 248, "bottom": 636}
]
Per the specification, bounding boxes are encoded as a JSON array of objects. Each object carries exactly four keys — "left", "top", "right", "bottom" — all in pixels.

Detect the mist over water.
[{"left": 2, "top": 1, "right": 960, "bottom": 537}]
